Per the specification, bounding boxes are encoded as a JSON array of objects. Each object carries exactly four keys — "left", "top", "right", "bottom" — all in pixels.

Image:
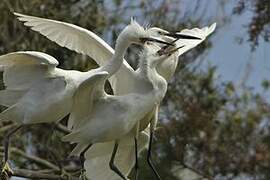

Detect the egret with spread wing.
[{"left": 0, "top": 18, "right": 172, "bottom": 176}]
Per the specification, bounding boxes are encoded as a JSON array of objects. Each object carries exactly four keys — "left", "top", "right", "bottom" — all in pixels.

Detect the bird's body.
[{"left": 62, "top": 42, "right": 168, "bottom": 157}]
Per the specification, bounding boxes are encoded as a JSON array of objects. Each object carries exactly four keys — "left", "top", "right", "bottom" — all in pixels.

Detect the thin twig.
[
  {"left": 0, "top": 124, "right": 17, "bottom": 134},
  {"left": 0, "top": 147, "right": 59, "bottom": 171},
  {"left": 12, "top": 168, "right": 79, "bottom": 180},
  {"left": 180, "top": 161, "right": 213, "bottom": 180}
]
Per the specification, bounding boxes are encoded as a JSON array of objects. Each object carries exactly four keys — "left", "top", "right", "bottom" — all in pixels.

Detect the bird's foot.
[
  {"left": 60, "top": 169, "right": 71, "bottom": 180},
  {"left": 79, "top": 169, "right": 87, "bottom": 180},
  {"left": 1, "top": 162, "right": 13, "bottom": 178}
]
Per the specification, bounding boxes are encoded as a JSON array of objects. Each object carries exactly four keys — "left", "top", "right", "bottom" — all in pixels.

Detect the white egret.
[
  {"left": 62, "top": 41, "right": 179, "bottom": 180},
  {"left": 0, "top": 18, "right": 172, "bottom": 175},
  {"left": 13, "top": 13, "right": 215, "bottom": 179},
  {"left": 84, "top": 23, "right": 217, "bottom": 180}
]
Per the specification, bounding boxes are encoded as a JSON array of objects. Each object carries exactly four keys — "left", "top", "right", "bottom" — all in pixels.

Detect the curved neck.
[
  {"left": 102, "top": 36, "right": 131, "bottom": 75},
  {"left": 138, "top": 58, "right": 167, "bottom": 97}
]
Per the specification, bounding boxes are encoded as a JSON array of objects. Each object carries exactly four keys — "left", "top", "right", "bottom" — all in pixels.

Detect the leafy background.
[{"left": 0, "top": 0, "right": 270, "bottom": 179}]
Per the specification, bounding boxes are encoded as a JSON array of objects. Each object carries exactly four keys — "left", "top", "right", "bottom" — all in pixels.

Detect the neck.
[
  {"left": 101, "top": 36, "right": 130, "bottom": 75},
  {"left": 139, "top": 58, "right": 167, "bottom": 101}
]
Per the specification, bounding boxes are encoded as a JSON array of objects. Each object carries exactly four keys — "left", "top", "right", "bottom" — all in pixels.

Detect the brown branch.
[
  {"left": 12, "top": 169, "right": 79, "bottom": 180},
  {"left": 0, "top": 147, "right": 59, "bottom": 171},
  {"left": 180, "top": 161, "right": 213, "bottom": 180},
  {"left": 0, "top": 124, "right": 17, "bottom": 134}
]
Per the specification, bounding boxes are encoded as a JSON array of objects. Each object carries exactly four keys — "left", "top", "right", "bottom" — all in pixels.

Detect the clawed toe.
[{"left": 1, "top": 162, "right": 13, "bottom": 178}]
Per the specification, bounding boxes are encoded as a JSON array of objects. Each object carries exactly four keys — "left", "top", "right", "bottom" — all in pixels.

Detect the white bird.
[
  {"left": 84, "top": 24, "right": 217, "bottom": 180},
  {"left": 0, "top": 17, "right": 171, "bottom": 174},
  {"left": 61, "top": 41, "right": 176, "bottom": 180},
  {"left": 13, "top": 13, "right": 216, "bottom": 179}
]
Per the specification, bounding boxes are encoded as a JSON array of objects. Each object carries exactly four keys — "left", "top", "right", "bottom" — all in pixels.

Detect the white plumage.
[{"left": 11, "top": 12, "right": 217, "bottom": 179}]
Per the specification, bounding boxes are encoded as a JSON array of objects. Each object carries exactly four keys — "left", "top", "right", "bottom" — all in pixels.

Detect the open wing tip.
[
  {"left": 210, "top": 23, "right": 217, "bottom": 32},
  {"left": 13, "top": 12, "right": 24, "bottom": 17}
]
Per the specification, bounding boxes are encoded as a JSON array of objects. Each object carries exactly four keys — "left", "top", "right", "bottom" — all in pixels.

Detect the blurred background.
[{"left": 0, "top": 0, "right": 270, "bottom": 179}]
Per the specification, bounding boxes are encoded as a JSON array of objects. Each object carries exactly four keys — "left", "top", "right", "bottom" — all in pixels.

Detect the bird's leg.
[
  {"left": 1, "top": 125, "right": 23, "bottom": 176},
  {"left": 147, "top": 131, "right": 162, "bottom": 180},
  {"left": 79, "top": 144, "right": 92, "bottom": 180},
  {"left": 109, "top": 141, "right": 127, "bottom": 180},
  {"left": 134, "top": 137, "right": 139, "bottom": 180}
]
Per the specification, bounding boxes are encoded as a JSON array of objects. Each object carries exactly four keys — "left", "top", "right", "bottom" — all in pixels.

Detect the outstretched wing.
[
  {"left": 14, "top": 13, "right": 135, "bottom": 90},
  {"left": 175, "top": 23, "right": 216, "bottom": 56},
  {"left": 0, "top": 51, "right": 59, "bottom": 106},
  {"left": 0, "top": 76, "right": 68, "bottom": 124},
  {"left": 14, "top": 12, "right": 114, "bottom": 66},
  {"left": 68, "top": 71, "right": 109, "bottom": 129}
]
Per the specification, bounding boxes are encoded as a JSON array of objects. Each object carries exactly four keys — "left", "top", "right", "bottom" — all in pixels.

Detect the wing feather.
[
  {"left": 0, "top": 51, "right": 59, "bottom": 91},
  {"left": 68, "top": 71, "right": 109, "bottom": 129}
]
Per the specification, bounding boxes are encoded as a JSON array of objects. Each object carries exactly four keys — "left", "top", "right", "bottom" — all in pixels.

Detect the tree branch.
[
  {"left": 12, "top": 169, "right": 79, "bottom": 180},
  {"left": 179, "top": 160, "right": 213, "bottom": 180},
  {"left": 0, "top": 147, "right": 59, "bottom": 171},
  {"left": 0, "top": 124, "right": 17, "bottom": 134}
]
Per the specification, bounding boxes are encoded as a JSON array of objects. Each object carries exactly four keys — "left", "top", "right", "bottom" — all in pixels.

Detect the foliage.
[{"left": 0, "top": 0, "right": 269, "bottom": 180}]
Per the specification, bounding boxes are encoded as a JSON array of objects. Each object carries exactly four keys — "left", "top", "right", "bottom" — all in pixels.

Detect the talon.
[
  {"left": 60, "top": 169, "right": 71, "bottom": 180},
  {"left": 1, "top": 162, "right": 13, "bottom": 177},
  {"left": 79, "top": 169, "right": 87, "bottom": 180}
]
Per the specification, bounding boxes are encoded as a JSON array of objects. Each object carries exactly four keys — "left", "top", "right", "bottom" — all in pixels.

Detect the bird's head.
[
  {"left": 119, "top": 19, "right": 173, "bottom": 46},
  {"left": 140, "top": 42, "right": 170, "bottom": 68},
  {"left": 141, "top": 41, "right": 185, "bottom": 68}
]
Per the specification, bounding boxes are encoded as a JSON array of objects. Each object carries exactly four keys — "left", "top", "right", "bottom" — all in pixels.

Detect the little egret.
[
  {"left": 62, "top": 41, "right": 180, "bottom": 180},
  {"left": 0, "top": 18, "right": 172, "bottom": 175},
  {"left": 84, "top": 23, "right": 216, "bottom": 180}
]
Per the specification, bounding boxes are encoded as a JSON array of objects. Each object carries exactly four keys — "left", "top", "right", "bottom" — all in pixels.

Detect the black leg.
[
  {"left": 147, "top": 131, "right": 162, "bottom": 180},
  {"left": 134, "top": 138, "right": 139, "bottom": 180},
  {"left": 3, "top": 125, "right": 23, "bottom": 163},
  {"left": 79, "top": 144, "right": 92, "bottom": 170},
  {"left": 109, "top": 141, "right": 127, "bottom": 180},
  {"left": 78, "top": 144, "right": 92, "bottom": 180}
]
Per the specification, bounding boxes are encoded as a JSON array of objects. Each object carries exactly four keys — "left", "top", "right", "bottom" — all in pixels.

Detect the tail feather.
[
  {"left": 69, "top": 143, "right": 88, "bottom": 156},
  {"left": 61, "top": 131, "right": 81, "bottom": 142}
]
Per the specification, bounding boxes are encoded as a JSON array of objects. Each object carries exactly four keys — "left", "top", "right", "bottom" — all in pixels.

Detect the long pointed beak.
[
  {"left": 158, "top": 45, "right": 185, "bottom": 56},
  {"left": 140, "top": 37, "right": 174, "bottom": 46},
  {"left": 165, "top": 32, "right": 201, "bottom": 40}
]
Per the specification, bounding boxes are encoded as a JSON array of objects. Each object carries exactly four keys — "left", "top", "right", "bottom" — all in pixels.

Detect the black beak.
[
  {"left": 157, "top": 45, "right": 185, "bottom": 56},
  {"left": 140, "top": 37, "right": 174, "bottom": 46},
  {"left": 164, "top": 32, "right": 201, "bottom": 40}
]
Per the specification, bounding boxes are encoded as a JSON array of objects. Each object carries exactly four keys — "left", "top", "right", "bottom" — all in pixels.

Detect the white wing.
[
  {"left": 84, "top": 131, "right": 149, "bottom": 180},
  {"left": 68, "top": 71, "right": 109, "bottom": 129},
  {"left": 0, "top": 51, "right": 59, "bottom": 106},
  {"left": 14, "top": 12, "right": 114, "bottom": 65},
  {"left": 14, "top": 12, "right": 136, "bottom": 91},
  {"left": 0, "top": 76, "right": 69, "bottom": 124},
  {"left": 175, "top": 23, "right": 216, "bottom": 56}
]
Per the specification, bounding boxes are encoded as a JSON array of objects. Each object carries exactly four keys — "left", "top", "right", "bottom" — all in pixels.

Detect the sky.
[{"left": 170, "top": 0, "right": 270, "bottom": 101}]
